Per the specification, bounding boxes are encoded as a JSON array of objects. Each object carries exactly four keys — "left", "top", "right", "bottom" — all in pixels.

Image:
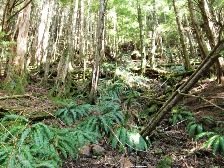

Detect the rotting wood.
[{"left": 141, "top": 39, "right": 224, "bottom": 137}]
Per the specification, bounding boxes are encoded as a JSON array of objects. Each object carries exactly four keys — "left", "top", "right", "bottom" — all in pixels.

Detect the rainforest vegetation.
[{"left": 0, "top": 0, "right": 224, "bottom": 167}]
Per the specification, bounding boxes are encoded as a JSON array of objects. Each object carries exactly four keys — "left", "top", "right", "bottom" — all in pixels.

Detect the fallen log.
[
  {"left": 141, "top": 40, "right": 224, "bottom": 137},
  {"left": 0, "top": 94, "right": 31, "bottom": 100}
]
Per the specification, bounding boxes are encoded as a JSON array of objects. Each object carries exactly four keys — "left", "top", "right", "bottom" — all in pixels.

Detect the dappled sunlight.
[
  {"left": 128, "top": 132, "right": 141, "bottom": 144},
  {"left": 115, "top": 67, "right": 152, "bottom": 89},
  {"left": 0, "top": 0, "right": 224, "bottom": 167}
]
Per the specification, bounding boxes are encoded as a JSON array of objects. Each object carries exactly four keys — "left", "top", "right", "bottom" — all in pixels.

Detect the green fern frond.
[
  {"left": 56, "top": 103, "right": 92, "bottom": 125},
  {"left": 1, "top": 125, "right": 25, "bottom": 142},
  {"left": 18, "top": 128, "right": 31, "bottom": 147},
  {"left": 203, "top": 135, "right": 220, "bottom": 148},
  {"left": 17, "top": 146, "right": 33, "bottom": 168},
  {"left": 34, "top": 161, "right": 58, "bottom": 168},
  {"left": 187, "top": 121, "right": 203, "bottom": 138},
  {"left": 57, "top": 139, "right": 75, "bottom": 158},
  {"left": 111, "top": 127, "right": 121, "bottom": 149},
  {"left": 196, "top": 132, "right": 216, "bottom": 140},
  {"left": 169, "top": 106, "right": 195, "bottom": 124},
  {"left": 1, "top": 114, "right": 29, "bottom": 123}
]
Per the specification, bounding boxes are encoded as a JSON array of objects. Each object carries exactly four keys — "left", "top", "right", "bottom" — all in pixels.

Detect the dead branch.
[{"left": 0, "top": 94, "right": 31, "bottom": 100}]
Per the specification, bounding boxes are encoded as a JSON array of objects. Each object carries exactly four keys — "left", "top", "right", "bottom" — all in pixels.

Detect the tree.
[
  {"left": 137, "top": 0, "right": 146, "bottom": 74},
  {"left": 89, "top": 0, "right": 107, "bottom": 103},
  {"left": 172, "top": 0, "right": 191, "bottom": 71}
]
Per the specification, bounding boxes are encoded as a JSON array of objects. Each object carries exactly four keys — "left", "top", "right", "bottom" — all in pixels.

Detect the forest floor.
[
  {"left": 0, "top": 80, "right": 224, "bottom": 168},
  {"left": 64, "top": 82, "right": 224, "bottom": 168}
]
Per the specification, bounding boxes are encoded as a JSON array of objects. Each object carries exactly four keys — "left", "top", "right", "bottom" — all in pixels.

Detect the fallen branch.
[
  {"left": 0, "top": 94, "right": 31, "bottom": 100},
  {"left": 178, "top": 91, "right": 224, "bottom": 111}
]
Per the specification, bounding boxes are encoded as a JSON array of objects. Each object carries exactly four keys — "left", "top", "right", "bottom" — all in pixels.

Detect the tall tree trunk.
[
  {"left": 148, "top": 0, "right": 157, "bottom": 69},
  {"left": 5, "top": 0, "right": 31, "bottom": 84},
  {"left": 198, "top": 0, "right": 222, "bottom": 82},
  {"left": 188, "top": 0, "right": 208, "bottom": 59},
  {"left": 173, "top": 0, "right": 191, "bottom": 70},
  {"left": 137, "top": 1, "right": 146, "bottom": 74},
  {"left": 35, "top": 0, "right": 54, "bottom": 67},
  {"left": 198, "top": 0, "right": 217, "bottom": 48},
  {"left": 89, "top": 0, "right": 107, "bottom": 103},
  {"left": 55, "top": 5, "right": 75, "bottom": 96},
  {"left": 79, "top": 0, "right": 86, "bottom": 80},
  {"left": 13, "top": 0, "right": 31, "bottom": 76}
]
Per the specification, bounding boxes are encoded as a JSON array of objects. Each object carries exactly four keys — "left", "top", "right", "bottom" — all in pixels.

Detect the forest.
[{"left": 0, "top": 0, "right": 224, "bottom": 167}]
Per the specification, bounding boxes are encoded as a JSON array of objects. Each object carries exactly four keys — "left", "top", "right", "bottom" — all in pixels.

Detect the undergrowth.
[
  {"left": 0, "top": 115, "right": 98, "bottom": 167},
  {"left": 0, "top": 82, "right": 149, "bottom": 167},
  {"left": 169, "top": 105, "right": 224, "bottom": 156}
]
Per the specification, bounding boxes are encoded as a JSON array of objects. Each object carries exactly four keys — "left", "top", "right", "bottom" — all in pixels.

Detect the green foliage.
[
  {"left": 201, "top": 115, "right": 215, "bottom": 125},
  {"left": 169, "top": 106, "right": 194, "bottom": 125},
  {"left": 0, "top": 115, "right": 98, "bottom": 167},
  {"left": 187, "top": 121, "right": 203, "bottom": 138},
  {"left": 58, "top": 0, "right": 72, "bottom": 5},
  {"left": 99, "top": 80, "right": 128, "bottom": 98},
  {"left": 99, "top": 80, "right": 140, "bottom": 106},
  {"left": 3, "top": 74, "right": 27, "bottom": 94},
  {"left": 56, "top": 95, "right": 124, "bottom": 135},
  {"left": 196, "top": 132, "right": 224, "bottom": 155},
  {"left": 156, "top": 155, "right": 173, "bottom": 168},
  {"left": 78, "top": 99, "right": 124, "bottom": 135},
  {"left": 56, "top": 102, "right": 92, "bottom": 125},
  {"left": 110, "top": 126, "right": 149, "bottom": 151}
]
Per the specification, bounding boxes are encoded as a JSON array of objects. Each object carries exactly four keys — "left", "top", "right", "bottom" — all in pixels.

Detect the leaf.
[
  {"left": 111, "top": 128, "right": 121, "bottom": 149},
  {"left": 212, "top": 136, "right": 220, "bottom": 154},
  {"left": 35, "top": 161, "right": 57, "bottom": 168},
  {"left": 219, "top": 136, "right": 224, "bottom": 155},
  {"left": 18, "top": 128, "right": 31, "bottom": 147},
  {"left": 196, "top": 132, "right": 215, "bottom": 140},
  {"left": 203, "top": 135, "right": 220, "bottom": 148},
  {"left": 188, "top": 123, "right": 197, "bottom": 137},
  {"left": 2, "top": 115, "right": 29, "bottom": 123}
]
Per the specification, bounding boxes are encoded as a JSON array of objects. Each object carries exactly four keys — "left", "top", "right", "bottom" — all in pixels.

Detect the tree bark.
[
  {"left": 14, "top": 0, "right": 31, "bottom": 76},
  {"left": 188, "top": 0, "right": 208, "bottom": 59},
  {"left": 173, "top": 0, "right": 191, "bottom": 70},
  {"left": 137, "top": 1, "right": 146, "bottom": 74},
  {"left": 197, "top": 0, "right": 222, "bottom": 83},
  {"left": 141, "top": 40, "right": 224, "bottom": 137},
  {"left": 35, "top": 0, "right": 54, "bottom": 67},
  {"left": 89, "top": 0, "right": 107, "bottom": 103}
]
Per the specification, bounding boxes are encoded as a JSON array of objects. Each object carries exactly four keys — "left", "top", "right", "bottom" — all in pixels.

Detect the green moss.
[{"left": 156, "top": 155, "right": 173, "bottom": 168}]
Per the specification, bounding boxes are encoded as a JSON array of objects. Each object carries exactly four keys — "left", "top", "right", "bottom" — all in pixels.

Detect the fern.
[
  {"left": 0, "top": 115, "right": 99, "bottom": 167},
  {"left": 56, "top": 102, "right": 92, "bottom": 125},
  {"left": 187, "top": 121, "right": 203, "bottom": 138},
  {"left": 78, "top": 109, "right": 124, "bottom": 135},
  {"left": 196, "top": 132, "right": 224, "bottom": 155},
  {"left": 169, "top": 106, "right": 194, "bottom": 125}
]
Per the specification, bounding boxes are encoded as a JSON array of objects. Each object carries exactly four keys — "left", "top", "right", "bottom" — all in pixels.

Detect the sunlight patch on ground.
[{"left": 115, "top": 67, "right": 152, "bottom": 89}]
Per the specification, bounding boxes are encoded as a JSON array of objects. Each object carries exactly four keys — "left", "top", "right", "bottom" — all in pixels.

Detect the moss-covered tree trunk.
[{"left": 4, "top": 0, "right": 31, "bottom": 93}]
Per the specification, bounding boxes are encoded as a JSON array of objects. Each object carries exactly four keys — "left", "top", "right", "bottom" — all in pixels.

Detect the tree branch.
[{"left": 6, "top": 0, "right": 32, "bottom": 23}]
